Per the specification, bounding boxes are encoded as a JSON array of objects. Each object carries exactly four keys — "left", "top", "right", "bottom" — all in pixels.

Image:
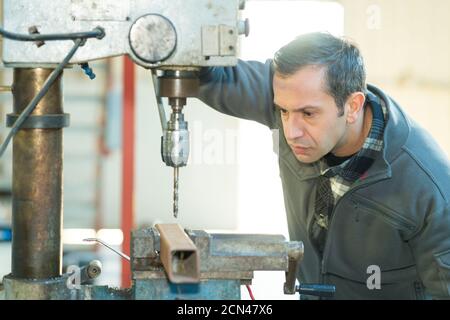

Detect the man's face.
[{"left": 273, "top": 65, "right": 348, "bottom": 163}]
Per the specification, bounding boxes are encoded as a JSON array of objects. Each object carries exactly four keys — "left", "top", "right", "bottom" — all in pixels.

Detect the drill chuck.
[{"left": 161, "top": 112, "right": 189, "bottom": 167}]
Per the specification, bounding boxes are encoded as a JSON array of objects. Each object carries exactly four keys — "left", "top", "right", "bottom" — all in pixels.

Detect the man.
[{"left": 197, "top": 32, "right": 450, "bottom": 299}]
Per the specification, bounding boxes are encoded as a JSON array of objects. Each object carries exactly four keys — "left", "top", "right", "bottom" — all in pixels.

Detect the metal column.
[{"left": 11, "top": 68, "right": 63, "bottom": 279}]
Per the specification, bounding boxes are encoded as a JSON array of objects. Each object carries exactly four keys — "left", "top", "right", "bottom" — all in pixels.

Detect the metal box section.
[{"left": 2, "top": 0, "right": 247, "bottom": 68}]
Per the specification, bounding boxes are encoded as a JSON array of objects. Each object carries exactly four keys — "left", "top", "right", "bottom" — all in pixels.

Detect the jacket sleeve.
[
  {"left": 197, "top": 59, "right": 278, "bottom": 129},
  {"left": 409, "top": 203, "right": 450, "bottom": 299}
]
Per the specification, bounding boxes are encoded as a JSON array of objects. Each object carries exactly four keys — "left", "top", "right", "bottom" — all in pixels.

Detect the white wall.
[{"left": 338, "top": 0, "right": 450, "bottom": 156}]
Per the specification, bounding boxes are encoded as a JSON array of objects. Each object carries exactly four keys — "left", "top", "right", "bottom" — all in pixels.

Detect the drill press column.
[{"left": 11, "top": 68, "right": 64, "bottom": 279}]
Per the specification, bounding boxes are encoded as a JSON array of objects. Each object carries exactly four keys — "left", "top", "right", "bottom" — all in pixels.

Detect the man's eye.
[
  {"left": 303, "top": 111, "right": 313, "bottom": 117},
  {"left": 280, "top": 109, "right": 288, "bottom": 115}
]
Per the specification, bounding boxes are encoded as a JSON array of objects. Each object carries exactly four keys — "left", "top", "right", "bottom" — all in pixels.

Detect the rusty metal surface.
[
  {"left": 131, "top": 227, "right": 160, "bottom": 258},
  {"left": 193, "top": 232, "right": 296, "bottom": 272},
  {"left": 76, "top": 285, "right": 132, "bottom": 300},
  {"left": 11, "top": 68, "right": 63, "bottom": 279},
  {"left": 155, "top": 224, "right": 200, "bottom": 284},
  {"left": 3, "top": 274, "right": 132, "bottom": 300}
]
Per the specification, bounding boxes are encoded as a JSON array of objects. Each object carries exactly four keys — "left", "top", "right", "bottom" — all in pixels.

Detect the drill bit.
[{"left": 173, "top": 167, "right": 179, "bottom": 218}]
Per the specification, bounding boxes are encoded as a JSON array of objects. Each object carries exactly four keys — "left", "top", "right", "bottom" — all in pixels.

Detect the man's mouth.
[{"left": 290, "top": 145, "right": 310, "bottom": 155}]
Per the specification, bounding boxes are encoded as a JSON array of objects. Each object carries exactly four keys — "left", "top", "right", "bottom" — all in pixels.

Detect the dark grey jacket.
[{"left": 197, "top": 60, "right": 450, "bottom": 299}]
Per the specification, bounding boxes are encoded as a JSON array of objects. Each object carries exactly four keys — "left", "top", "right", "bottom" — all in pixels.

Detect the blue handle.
[{"left": 296, "top": 284, "right": 336, "bottom": 298}]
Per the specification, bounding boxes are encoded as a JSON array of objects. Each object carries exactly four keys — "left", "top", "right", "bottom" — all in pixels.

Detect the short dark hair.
[{"left": 273, "top": 32, "right": 366, "bottom": 115}]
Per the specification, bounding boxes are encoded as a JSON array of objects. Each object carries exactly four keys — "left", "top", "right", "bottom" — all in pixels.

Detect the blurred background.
[{"left": 0, "top": 0, "right": 448, "bottom": 299}]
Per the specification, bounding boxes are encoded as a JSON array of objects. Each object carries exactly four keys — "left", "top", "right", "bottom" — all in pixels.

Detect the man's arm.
[
  {"left": 197, "top": 59, "right": 277, "bottom": 129},
  {"left": 410, "top": 203, "right": 450, "bottom": 299}
]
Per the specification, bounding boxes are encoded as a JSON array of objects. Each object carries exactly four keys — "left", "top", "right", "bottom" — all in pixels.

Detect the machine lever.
[
  {"left": 83, "top": 238, "right": 130, "bottom": 261},
  {"left": 283, "top": 242, "right": 304, "bottom": 294}
]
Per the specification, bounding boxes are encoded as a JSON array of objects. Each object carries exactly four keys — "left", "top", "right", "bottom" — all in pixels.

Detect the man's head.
[{"left": 273, "top": 32, "right": 367, "bottom": 163}]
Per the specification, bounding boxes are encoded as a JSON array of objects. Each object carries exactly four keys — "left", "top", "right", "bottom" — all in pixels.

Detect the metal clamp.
[{"left": 6, "top": 113, "right": 70, "bottom": 129}]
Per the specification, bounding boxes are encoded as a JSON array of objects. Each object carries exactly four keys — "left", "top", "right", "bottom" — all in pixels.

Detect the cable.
[
  {"left": 246, "top": 284, "right": 255, "bottom": 300},
  {"left": 0, "top": 38, "right": 83, "bottom": 157},
  {"left": 0, "top": 26, "right": 105, "bottom": 42}
]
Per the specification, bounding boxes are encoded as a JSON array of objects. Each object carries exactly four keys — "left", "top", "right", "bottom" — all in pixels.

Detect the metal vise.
[{"left": 131, "top": 224, "right": 304, "bottom": 300}]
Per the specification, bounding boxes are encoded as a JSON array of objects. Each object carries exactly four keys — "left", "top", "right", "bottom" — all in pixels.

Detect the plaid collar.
[{"left": 321, "top": 91, "right": 388, "bottom": 184}]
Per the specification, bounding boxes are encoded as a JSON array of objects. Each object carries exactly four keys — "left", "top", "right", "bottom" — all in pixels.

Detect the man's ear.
[{"left": 346, "top": 92, "right": 366, "bottom": 124}]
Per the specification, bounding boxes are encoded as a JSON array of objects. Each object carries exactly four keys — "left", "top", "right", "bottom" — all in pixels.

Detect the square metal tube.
[{"left": 155, "top": 224, "right": 200, "bottom": 283}]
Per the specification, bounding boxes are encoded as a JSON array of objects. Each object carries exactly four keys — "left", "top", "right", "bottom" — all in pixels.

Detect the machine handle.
[
  {"left": 83, "top": 238, "right": 130, "bottom": 261},
  {"left": 283, "top": 242, "right": 304, "bottom": 294},
  {"left": 296, "top": 284, "right": 336, "bottom": 298}
]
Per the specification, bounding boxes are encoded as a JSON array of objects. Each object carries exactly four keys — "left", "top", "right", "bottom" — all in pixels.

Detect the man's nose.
[{"left": 285, "top": 116, "right": 305, "bottom": 141}]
